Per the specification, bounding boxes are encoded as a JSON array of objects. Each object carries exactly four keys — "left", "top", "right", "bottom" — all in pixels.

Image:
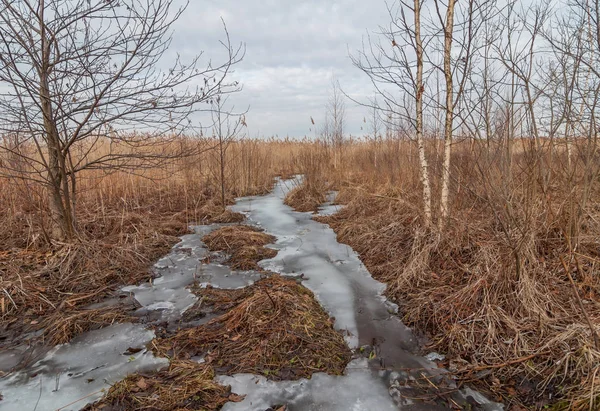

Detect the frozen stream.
[
  {"left": 0, "top": 178, "right": 503, "bottom": 410},
  {"left": 219, "top": 178, "right": 503, "bottom": 411}
]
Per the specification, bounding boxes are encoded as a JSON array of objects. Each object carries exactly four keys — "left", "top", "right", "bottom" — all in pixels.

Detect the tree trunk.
[
  {"left": 438, "top": 0, "right": 456, "bottom": 229},
  {"left": 39, "top": 5, "right": 75, "bottom": 240},
  {"left": 219, "top": 141, "right": 226, "bottom": 210},
  {"left": 415, "top": 0, "right": 433, "bottom": 227}
]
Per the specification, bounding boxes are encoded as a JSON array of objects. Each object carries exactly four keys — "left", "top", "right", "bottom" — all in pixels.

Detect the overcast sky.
[{"left": 171, "top": 0, "right": 391, "bottom": 138}]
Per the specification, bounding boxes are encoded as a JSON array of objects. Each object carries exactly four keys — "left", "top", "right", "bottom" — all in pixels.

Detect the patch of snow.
[{"left": 425, "top": 352, "right": 446, "bottom": 362}]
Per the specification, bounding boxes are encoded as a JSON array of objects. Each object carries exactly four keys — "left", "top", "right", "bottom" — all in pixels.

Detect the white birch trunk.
[
  {"left": 438, "top": 0, "right": 456, "bottom": 229},
  {"left": 414, "top": 0, "right": 432, "bottom": 227}
]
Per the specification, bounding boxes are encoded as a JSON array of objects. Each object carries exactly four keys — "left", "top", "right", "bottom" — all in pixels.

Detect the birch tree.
[
  {"left": 434, "top": 0, "right": 494, "bottom": 228},
  {"left": 414, "top": 0, "right": 433, "bottom": 226},
  {"left": 436, "top": 0, "right": 457, "bottom": 227},
  {"left": 351, "top": 0, "right": 433, "bottom": 226}
]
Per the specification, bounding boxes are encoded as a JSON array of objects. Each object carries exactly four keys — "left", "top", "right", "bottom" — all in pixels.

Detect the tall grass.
[
  {"left": 297, "top": 135, "right": 600, "bottom": 410},
  {"left": 0, "top": 137, "right": 303, "bottom": 344},
  {"left": 2, "top": 131, "right": 599, "bottom": 408}
]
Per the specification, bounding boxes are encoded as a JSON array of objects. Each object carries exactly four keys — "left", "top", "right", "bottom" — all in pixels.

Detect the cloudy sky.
[{"left": 171, "top": 0, "right": 391, "bottom": 138}]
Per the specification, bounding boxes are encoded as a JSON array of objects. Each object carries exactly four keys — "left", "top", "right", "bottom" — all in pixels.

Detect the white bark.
[
  {"left": 415, "top": 0, "right": 433, "bottom": 227},
  {"left": 439, "top": 0, "right": 456, "bottom": 229}
]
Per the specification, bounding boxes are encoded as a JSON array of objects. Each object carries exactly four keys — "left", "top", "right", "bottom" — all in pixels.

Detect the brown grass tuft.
[
  {"left": 85, "top": 360, "right": 241, "bottom": 411},
  {"left": 228, "top": 245, "right": 278, "bottom": 270},
  {"left": 202, "top": 225, "right": 274, "bottom": 251},
  {"left": 41, "top": 306, "right": 135, "bottom": 346},
  {"left": 202, "top": 225, "right": 276, "bottom": 271},
  {"left": 154, "top": 275, "right": 352, "bottom": 380},
  {"left": 283, "top": 183, "right": 327, "bottom": 212},
  {"left": 210, "top": 209, "right": 246, "bottom": 224}
]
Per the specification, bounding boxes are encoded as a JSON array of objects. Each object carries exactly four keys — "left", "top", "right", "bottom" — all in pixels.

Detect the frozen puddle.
[
  {"left": 219, "top": 359, "right": 398, "bottom": 411},
  {"left": 124, "top": 225, "right": 264, "bottom": 322},
  {"left": 0, "top": 324, "right": 167, "bottom": 410}
]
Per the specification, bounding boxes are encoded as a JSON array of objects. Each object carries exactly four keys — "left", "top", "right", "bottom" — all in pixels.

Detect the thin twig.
[{"left": 560, "top": 255, "right": 600, "bottom": 350}]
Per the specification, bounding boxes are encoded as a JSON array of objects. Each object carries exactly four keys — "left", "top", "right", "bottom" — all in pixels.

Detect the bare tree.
[
  {"left": 352, "top": 0, "right": 492, "bottom": 227},
  {"left": 0, "top": 0, "right": 243, "bottom": 240},
  {"left": 369, "top": 95, "right": 382, "bottom": 168},
  {"left": 351, "top": 0, "right": 433, "bottom": 226},
  {"left": 436, "top": 0, "right": 456, "bottom": 227},
  {"left": 492, "top": 1, "right": 552, "bottom": 191},
  {"left": 326, "top": 77, "right": 345, "bottom": 169},
  {"left": 432, "top": 0, "right": 495, "bottom": 228},
  {"left": 543, "top": 0, "right": 600, "bottom": 250},
  {"left": 413, "top": 0, "right": 433, "bottom": 226},
  {"left": 210, "top": 96, "right": 246, "bottom": 210}
]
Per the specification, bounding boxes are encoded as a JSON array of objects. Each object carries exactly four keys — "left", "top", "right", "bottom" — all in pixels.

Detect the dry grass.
[
  {"left": 284, "top": 183, "right": 327, "bottom": 212},
  {"left": 0, "top": 138, "right": 304, "bottom": 349},
  {"left": 0, "top": 215, "right": 184, "bottom": 348},
  {"left": 283, "top": 143, "right": 330, "bottom": 212},
  {"left": 154, "top": 275, "right": 352, "bottom": 380},
  {"left": 303, "top": 137, "right": 600, "bottom": 410},
  {"left": 3, "top": 131, "right": 600, "bottom": 409},
  {"left": 85, "top": 360, "right": 241, "bottom": 411},
  {"left": 41, "top": 306, "right": 135, "bottom": 346},
  {"left": 202, "top": 225, "right": 276, "bottom": 271}
]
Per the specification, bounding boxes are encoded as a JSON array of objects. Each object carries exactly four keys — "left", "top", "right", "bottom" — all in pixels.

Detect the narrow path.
[{"left": 0, "top": 178, "right": 503, "bottom": 410}]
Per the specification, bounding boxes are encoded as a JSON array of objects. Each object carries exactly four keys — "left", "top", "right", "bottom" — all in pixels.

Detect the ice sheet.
[
  {"left": 0, "top": 323, "right": 168, "bottom": 411},
  {"left": 226, "top": 178, "right": 503, "bottom": 410},
  {"left": 1, "top": 178, "right": 504, "bottom": 411},
  {"left": 124, "top": 225, "right": 264, "bottom": 321},
  {"left": 219, "top": 359, "right": 398, "bottom": 411}
]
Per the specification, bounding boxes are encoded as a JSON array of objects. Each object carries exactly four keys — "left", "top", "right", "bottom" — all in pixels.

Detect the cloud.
[{"left": 169, "top": 0, "right": 390, "bottom": 137}]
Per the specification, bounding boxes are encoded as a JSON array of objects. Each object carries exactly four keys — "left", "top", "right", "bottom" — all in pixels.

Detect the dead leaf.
[
  {"left": 136, "top": 377, "right": 148, "bottom": 390},
  {"left": 228, "top": 393, "right": 245, "bottom": 402}
]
